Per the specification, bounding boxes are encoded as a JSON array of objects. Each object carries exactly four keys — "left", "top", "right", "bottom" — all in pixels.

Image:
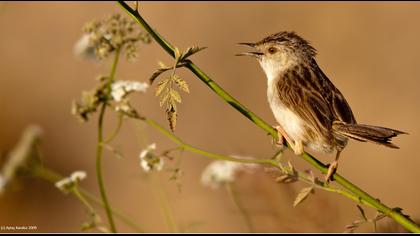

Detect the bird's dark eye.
[{"left": 268, "top": 47, "right": 277, "bottom": 54}]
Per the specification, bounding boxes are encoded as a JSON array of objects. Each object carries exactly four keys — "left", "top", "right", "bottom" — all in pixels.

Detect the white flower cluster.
[
  {"left": 201, "top": 161, "right": 242, "bottom": 189},
  {"left": 139, "top": 143, "right": 164, "bottom": 172},
  {"left": 201, "top": 156, "right": 258, "bottom": 189},
  {"left": 111, "top": 80, "right": 149, "bottom": 102},
  {"left": 55, "top": 171, "right": 87, "bottom": 193}
]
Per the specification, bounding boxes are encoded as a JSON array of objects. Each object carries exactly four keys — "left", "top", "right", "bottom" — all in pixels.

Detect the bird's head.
[{"left": 237, "top": 31, "right": 316, "bottom": 80}]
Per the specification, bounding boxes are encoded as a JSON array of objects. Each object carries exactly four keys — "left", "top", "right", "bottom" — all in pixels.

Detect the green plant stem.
[
  {"left": 96, "top": 48, "right": 122, "bottom": 233},
  {"left": 30, "top": 165, "right": 144, "bottom": 232},
  {"left": 141, "top": 117, "right": 365, "bottom": 205},
  {"left": 117, "top": 1, "right": 420, "bottom": 232},
  {"left": 225, "top": 182, "right": 254, "bottom": 232}
]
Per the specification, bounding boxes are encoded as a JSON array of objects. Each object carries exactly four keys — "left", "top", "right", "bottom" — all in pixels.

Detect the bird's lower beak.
[{"left": 235, "top": 42, "right": 263, "bottom": 58}]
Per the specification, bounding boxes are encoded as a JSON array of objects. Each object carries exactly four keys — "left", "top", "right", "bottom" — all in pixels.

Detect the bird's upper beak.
[{"left": 235, "top": 42, "right": 263, "bottom": 58}]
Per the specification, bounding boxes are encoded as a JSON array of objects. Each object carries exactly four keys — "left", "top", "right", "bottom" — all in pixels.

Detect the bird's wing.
[
  {"left": 277, "top": 65, "right": 334, "bottom": 140},
  {"left": 277, "top": 63, "right": 356, "bottom": 141},
  {"left": 316, "top": 65, "right": 356, "bottom": 125}
]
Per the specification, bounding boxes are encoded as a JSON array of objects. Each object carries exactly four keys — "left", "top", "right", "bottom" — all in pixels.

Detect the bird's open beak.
[{"left": 235, "top": 42, "right": 263, "bottom": 58}]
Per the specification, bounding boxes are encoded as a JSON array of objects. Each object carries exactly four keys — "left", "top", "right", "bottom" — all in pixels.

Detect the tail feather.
[{"left": 332, "top": 121, "right": 407, "bottom": 149}]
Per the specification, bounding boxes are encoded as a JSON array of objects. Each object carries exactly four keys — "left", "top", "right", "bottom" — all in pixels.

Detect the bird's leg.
[
  {"left": 274, "top": 126, "right": 304, "bottom": 155},
  {"left": 273, "top": 125, "right": 286, "bottom": 146},
  {"left": 325, "top": 150, "right": 342, "bottom": 182}
]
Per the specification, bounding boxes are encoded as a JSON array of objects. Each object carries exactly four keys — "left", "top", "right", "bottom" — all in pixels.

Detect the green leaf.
[
  {"left": 170, "top": 88, "right": 182, "bottom": 103},
  {"left": 293, "top": 187, "right": 314, "bottom": 207},
  {"left": 179, "top": 46, "right": 207, "bottom": 61}
]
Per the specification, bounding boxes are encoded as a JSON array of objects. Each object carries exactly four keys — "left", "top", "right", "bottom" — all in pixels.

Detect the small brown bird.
[{"left": 237, "top": 31, "right": 406, "bottom": 182}]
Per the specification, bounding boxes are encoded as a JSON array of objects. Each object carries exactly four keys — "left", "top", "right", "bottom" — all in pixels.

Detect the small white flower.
[
  {"left": 139, "top": 143, "right": 156, "bottom": 159},
  {"left": 55, "top": 178, "right": 73, "bottom": 192},
  {"left": 70, "top": 171, "right": 87, "bottom": 183},
  {"left": 73, "top": 33, "right": 96, "bottom": 60},
  {"left": 55, "top": 170, "right": 87, "bottom": 193},
  {"left": 139, "top": 143, "right": 164, "bottom": 172},
  {"left": 111, "top": 80, "right": 149, "bottom": 102}
]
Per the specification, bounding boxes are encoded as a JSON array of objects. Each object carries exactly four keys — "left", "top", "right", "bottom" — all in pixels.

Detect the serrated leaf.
[
  {"left": 173, "top": 75, "right": 190, "bottom": 93},
  {"left": 179, "top": 46, "right": 207, "bottom": 61},
  {"left": 170, "top": 98, "right": 177, "bottom": 111},
  {"left": 170, "top": 88, "right": 182, "bottom": 103},
  {"left": 155, "top": 78, "right": 169, "bottom": 97},
  {"left": 357, "top": 205, "right": 368, "bottom": 221},
  {"left": 159, "top": 92, "right": 170, "bottom": 107},
  {"left": 293, "top": 187, "right": 314, "bottom": 207},
  {"left": 150, "top": 67, "right": 171, "bottom": 84}
]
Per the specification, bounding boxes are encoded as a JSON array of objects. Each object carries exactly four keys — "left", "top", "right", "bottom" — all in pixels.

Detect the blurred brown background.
[{"left": 0, "top": 1, "right": 419, "bottom": 233}]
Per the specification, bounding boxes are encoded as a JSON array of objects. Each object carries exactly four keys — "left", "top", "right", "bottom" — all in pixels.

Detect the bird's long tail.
[{"left": 332, "top": 121, "right": 407, "bottom": 149}]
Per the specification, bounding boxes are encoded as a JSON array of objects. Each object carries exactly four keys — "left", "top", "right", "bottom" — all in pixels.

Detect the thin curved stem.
[
  {"left": 144, "top": 118, "right": 276, "bottom": 166},
  {"left": 117, "top": 1, "right": 420, "bottom": 232},
  {"left": 96, "top": 48, "right": 122, "bottom": 233},
  {"left": 31, "top": 166, "right": 145, "bottom": 232},
  {"left": 138, "top": 116, "right": 365, "bottom": 207},
  {"left": 96, "top": 104, "right": 117, "bottom": 233},
  {"left": 72, "top": 187, "right": 97, "bottom": 218}
]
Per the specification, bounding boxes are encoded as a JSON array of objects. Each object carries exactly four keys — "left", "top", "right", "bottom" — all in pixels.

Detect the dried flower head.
[
  {"left": 55, "top": 170, "right": 87, "bottom": 193},
  {"left": 75, "top": 14, "right": 151, "bottom": 61},
  {"left": 139, "top": 143, "right": 164, "bottom": 172},
  {"left": 72, "top": 82, "right": 107, "bottom": 122}
]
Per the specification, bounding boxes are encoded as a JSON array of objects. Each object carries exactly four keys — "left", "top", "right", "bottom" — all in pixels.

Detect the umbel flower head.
[
  {"left": 74, "top": 14, "right": 151, "bottom": 61},
  {"left": 139, "top": 143, "right": 164, "bottom": 172},
  {"left": 72, "top": 79, "right": 149, "bottom": 121}
]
